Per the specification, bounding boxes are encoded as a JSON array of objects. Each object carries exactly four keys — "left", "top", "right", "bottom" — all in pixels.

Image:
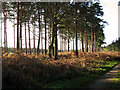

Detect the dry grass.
[{"left": 2, "top": 51, "right": 120, "bottom": 88}]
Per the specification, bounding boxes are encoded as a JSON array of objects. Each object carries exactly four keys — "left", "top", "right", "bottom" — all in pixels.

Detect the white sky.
[
  {"left": 0, "top": 0, "right": 119, "bottom": 48},
  {"left": 100, "top": 0, "right": 119, "bottom": 46}
]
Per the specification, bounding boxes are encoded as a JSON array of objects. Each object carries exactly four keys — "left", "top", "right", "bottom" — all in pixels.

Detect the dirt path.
[{"left": 88, "top": 63, "right": 120, "bottom": 89}]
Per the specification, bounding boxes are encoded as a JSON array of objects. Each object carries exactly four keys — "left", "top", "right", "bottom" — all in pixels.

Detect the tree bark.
[
  {"left": 91, "top": 29, "right": 94, "bottom": 52},
  {"left": 64, "top": 38, "right": 66, "bottom": 51},
  {"left": 54, "top": 23, "right": 58, "bottom": 60},
  {"left": 3, "top": 12, "right": 7, "bottom": 53},
  {"left": 41, "top": 30, "right": 43, "bottom": 54},
  {"left": 14, "top": 18, "right": 15, "bottom": 52},
  {"left": 20, "top": 5, "right": 23, "bottom": 51},
  {"left": 62, "top": 30, "right": 64, "bottom": 52},
  {"left": 1, "top": 13, "right": 2, "bottom": 48},
  {"left": 49, "top": 21, "right": 55, "bottom": 58},
  {"left": 75, "top": 21, "right": 78, "bottom": 57},
  {"left": 44, "top": 16, "right": 47, "bottom": 54},
  {"left": 37, "top": 10, "right": 41, "bottom": 55},
  {"left": 60, "top": 36, "right": 62, "bottom": 51},
  {"left": 80, "top": 29, "right": 84, "bottom": 52},
  {"left": 94, "top": 30, "right": 96, "bottom": 52},
  {"left": 24, "top": 6, "right": 27, "bottom": 54},
  {"left": 68, "top": 38, "right": 69, "bottom": 51},
  {"left": 20, "top": 20, "right": 22, "bottom": 51},
  {"left": 17, "top": 2, "right": 20, "bottom": 51},
  {"left": 73, "top": 34, "right": 74, "bottom": 51},
  {"left": 25, "top": 21, "right": 27, "bottom": 54},
  {"left": 28, "top": 21, "right": 31, "bottom": 54},
  {"left": 84, "top": 29, "right": 88, "bottom": 52},
  {"left": 33, "top": 24, "right": 36, "bottom": 54}
]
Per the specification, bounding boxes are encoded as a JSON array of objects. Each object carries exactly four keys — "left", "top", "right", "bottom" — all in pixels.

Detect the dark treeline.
[
  {"left": 1, "top": 1, "right": 107, "bottom": 60},
  {"left": 104, "top": 37, "right": 120, "bottom": 51}
]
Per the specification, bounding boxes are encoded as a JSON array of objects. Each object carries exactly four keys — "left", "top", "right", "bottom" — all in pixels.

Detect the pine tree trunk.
[
  {"left": 20, "top": 21, "right": 22, "bottom": 51},
  {"left": 91, "top": 29, "right": 94, "bottom": 52},
  {"left": 28, "top": 21, "right": 31, "bottom": 54},
  {"left": 49, "top": 22, "right": 55, "bottom": 58},
  {"left": 80, "top": 29, "right": 84, "bottom": 52},
  {"left": 17, "top": 2, "right": 20, "bottom": 51},
  {"left": 14, "top": 18, "right": 15, "bottom": 52},
  {"left": 79, "top": 33, "right": 81, "bottom": 51},
  {"left": 68, "top": 38, "right": 69, "bottom": 51},
  {"left": 84, "top": 29, "right": 88, "bottom": 52},
  {"left": 25, "top": 21, "right": 27, "bottom": 54},
  {"left": 20, "top": 5, "right": 23, "bottom": 51},
  {"left": 37, "top": 11, "right": 41, "bottom": 55},
  {"left": 73, "top": 34, "right": 74, "bottom": 51},
  {"left": 48, "top": 19, "right": 51, "bottom": 53},
  {"left": 55, "top": 23, "right": 58, "bottom": 60},
  {"left": 1, "top": 13, "right": 2, "bottom": 48},
  {"left": 41, "top": 31, "right": 43, "bottom": 54},
  {"left": 60, "top": 36, "right": 62, "bottom": 51},
  {"left": 64, "top": 39, "right": 66, "bottom": 51},
  {"left": 75, "top": 21, "right": 78, "bottom": 57},
  {"left": 62, "top": 30, "right": 63, "bottom": 52},
  {"left": 4, "top": 14, "right": 7, "bottom": 53},
  {"left": 33, "top": 24, "right": 36, "bottom": 54},
  {"left": 94, "top": 30, "right": 96, "bottom": 52},
  {"left": 44, "top": 17, "right": 47, "bottom": 54},
  {"left": 24, "top": 6, "right": 27, "bottom": 54}
]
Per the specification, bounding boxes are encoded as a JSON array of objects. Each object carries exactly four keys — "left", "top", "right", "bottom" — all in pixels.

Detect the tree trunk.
[
  {"left": 14, "top": 18, "right": 15, "bottom": 52},
  {"left": 24, "top": 6, "right": 27, "bottom": 54},
  {"left": 91, "top": 29, "right": 94, "bottom": 52},
  {"left": 49, "top": 20, "right": 56, "bottom": 58},
  {"left": 25, "top": 21, "right": 27, "bottom": 54},
  {"left": 62, "top": 30, "right": 63, "bottom": 52},
  {"left": 84, "top": 29, "right": 88, "bottom": 52},
  {"left": 60, "top": 36, "right": 62, "bottom": 51},
  {"left": 44, "top": 17, "right": 47, "bottom": 54},
  {"left": 1, "top": 13, "right": 2, "bottom": 48},
  {"left": 75, "top": 21, "right": 78, "bottom": 57},
  {"left": 37, "top": 11, "right": 41, "bottom": 55},
  {"left": 41, "top": 30, "right": 43, "bottom": 54},
  {"left": 94, "top": 30, "right": 96, "bottom": 52},
  {"left": 80, "top": 29, "right": 84, "bottom": 52},
  {"left": 20, "top": 20, "right": 22, "bottom": 51},
  {"left": 55, "top": 23, "right": 58, "bottom": 60},
  {"left": 20, "top": 5, "right": 23, "bottom": 51},
  {"left": 33, "top": 24, "right": 36, "bottom": 54},
  {"left": 48, "top": 20, "right": 52, "bottom": 49},
  {"left": 64, "top": 39, "right": 66, "bottom": 51},
  {"left": 53, "top": 40, "right": 55, "bottom": 56},
  {"left": 28, "top": 21, "right": 31, "bottom": 54},
  {"left": 73, "top": 34, "right": 74, "bottom": 51},
  {"left": 49, "top": 25, "right": 55, "bottom": 58},
  {"left": 48, "top": 19, "right": 52, "bottom": 54},
  {"left": 68, "top": 38, "right": 69, "bottom": 51},
  {"left": 17, "top": 2, "right": 20, "bottom": 51},
  {"left": 4, "top": 13, "right": 7, "bottom": 53}
]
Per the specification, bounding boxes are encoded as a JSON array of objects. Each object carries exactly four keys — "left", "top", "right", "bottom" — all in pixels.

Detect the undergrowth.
[{"left": 2, "top": 51, "right": 120, "bottom": 89}]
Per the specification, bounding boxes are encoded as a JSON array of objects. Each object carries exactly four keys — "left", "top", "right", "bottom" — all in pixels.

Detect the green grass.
[
  {"left": 42, "top": 60, "right": 119, "bottom": 88},
  {"left": 109, "top": 71, "right": 120, "bottom": 89},
  {"left": 43, "top": 75, "right": 98, "bottom": 88}
]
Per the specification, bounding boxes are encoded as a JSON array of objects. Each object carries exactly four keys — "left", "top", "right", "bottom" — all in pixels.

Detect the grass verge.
[
  {"left": 109, "top": 71, "right": 120, "bottom": 89},
  {"left": 42, "top": 60, "right": 119, "bottom": 88}
]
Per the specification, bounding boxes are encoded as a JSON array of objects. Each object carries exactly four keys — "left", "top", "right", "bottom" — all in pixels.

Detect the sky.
[
  {"left": 100, "top": 0, "right": 119, "bottom": 46},
  {"left": 0, "top": 0, "right": 119, "bottom": 48}
]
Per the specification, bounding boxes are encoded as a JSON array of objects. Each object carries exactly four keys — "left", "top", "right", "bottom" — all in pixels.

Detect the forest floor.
[
  {"left": 87, "top": 63, "right": 120, "bottom": 89},
  {"left": 2, "top": 51, "right": 120, "bottom": 89}
]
